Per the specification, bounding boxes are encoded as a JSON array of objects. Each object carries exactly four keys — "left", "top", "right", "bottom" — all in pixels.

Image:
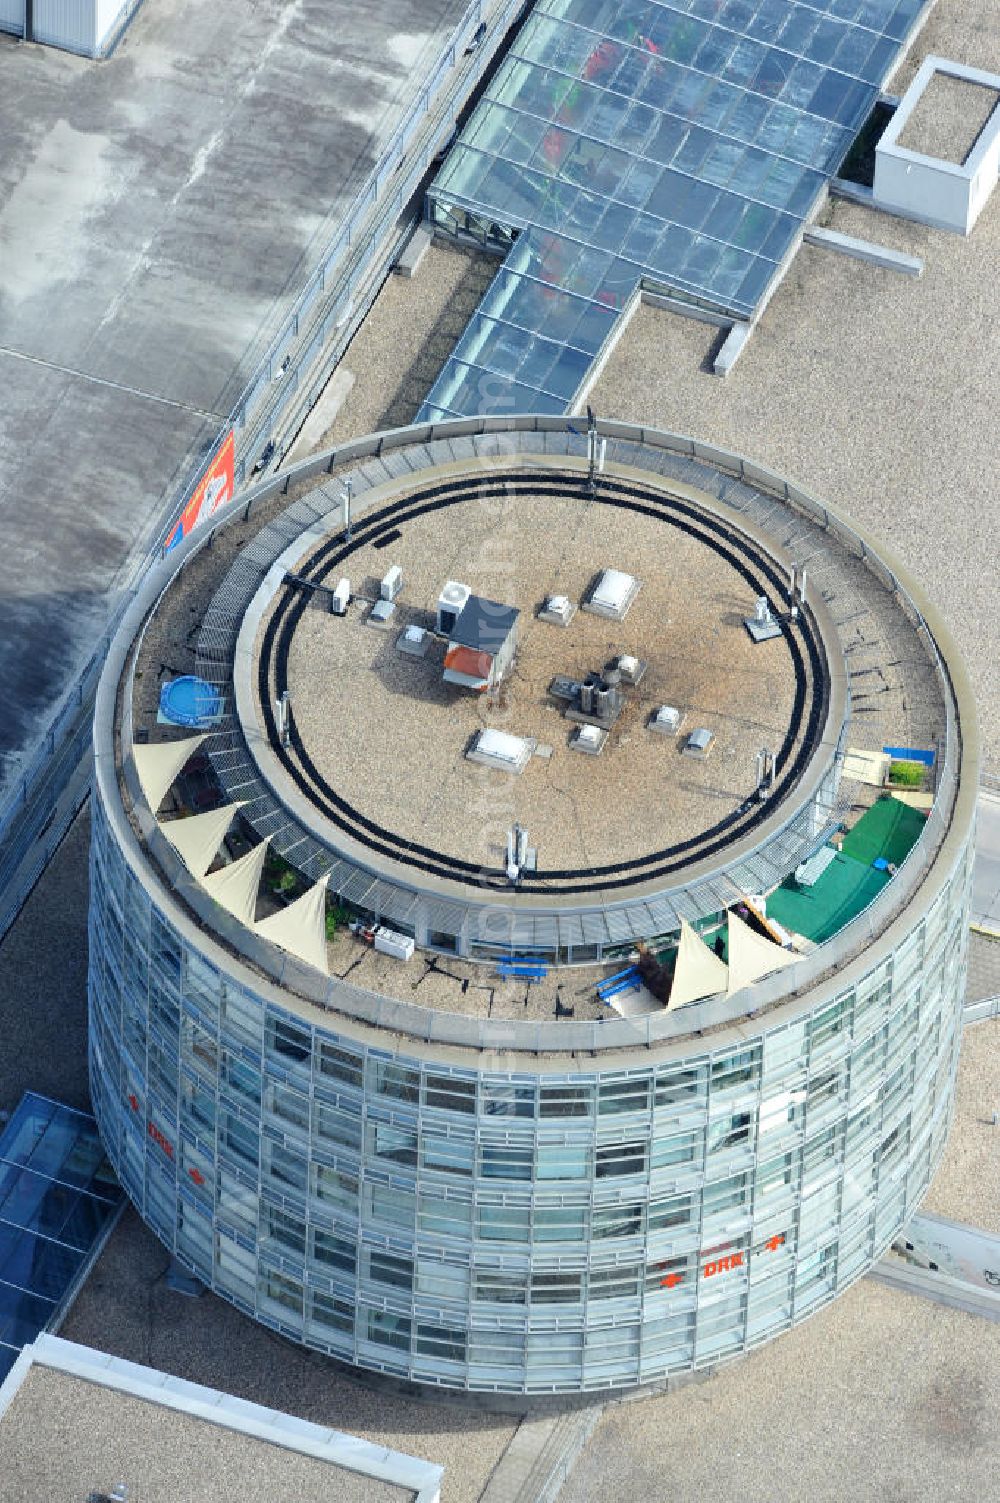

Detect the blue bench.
[
  {"left": 497, "top": 957, "right": 549, "bottom": 982},
  {"left": 596, "top": 966, "right": 642, "bottom": 1004}
]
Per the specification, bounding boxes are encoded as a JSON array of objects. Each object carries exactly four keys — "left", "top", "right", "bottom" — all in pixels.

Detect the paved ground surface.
[
  {"left": 591, "top": 0, "right": 1000, "bottom": 775},
  {"left": 569, "top": 1278, "right": 1000, "bottom": 1503},
  {"left": 3, "top": 1364, "right": 412, "bottom": 1503},
  {"left": 0, "top": 0, "right": 469, "bottom": 799}
]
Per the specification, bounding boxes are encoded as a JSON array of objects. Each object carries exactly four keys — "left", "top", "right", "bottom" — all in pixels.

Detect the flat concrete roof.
[
  {"left": 1, "top": 1350, "right": 419, "bottom": 1503},
  {"left": 568, "top": 1276, "right": 1000, "bottom": 1503},
  {"left": 0, "top": 0, "right": 469, "bottom": 796}
]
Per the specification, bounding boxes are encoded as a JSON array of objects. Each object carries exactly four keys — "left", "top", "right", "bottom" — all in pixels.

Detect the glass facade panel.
[{"left": 0, "top": 1095, "right": 125, "bottom": 1369}]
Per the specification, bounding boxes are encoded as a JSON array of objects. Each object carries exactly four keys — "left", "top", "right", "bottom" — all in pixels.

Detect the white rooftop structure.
[
  {"left": 466, "top": 729, "right": 534, "bottom": 775},
  {"left": 0, "top": 1334, "right": 442, "bottom": 1502},
  {"left": 583, "top": 569, "right": 640, "bottom": 621}
]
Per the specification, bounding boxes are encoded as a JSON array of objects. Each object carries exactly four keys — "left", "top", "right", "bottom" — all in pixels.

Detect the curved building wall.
[{"left": 88, "top": 779, "right": 973, "bottom": 1393}]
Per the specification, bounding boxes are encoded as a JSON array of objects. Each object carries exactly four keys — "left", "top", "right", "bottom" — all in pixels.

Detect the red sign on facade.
[
  {"left": 658, "top": 1234, "right": 788, "bottom": 1291},
  {"left": 147, "top": 1120, "right": 174, "bottom": 1159}
]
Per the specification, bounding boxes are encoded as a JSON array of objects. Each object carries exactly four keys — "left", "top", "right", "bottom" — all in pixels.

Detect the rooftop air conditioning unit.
[
  {"left": 381, "top": 565, "right": 403, "bottom": 601},
  {"left": 583, "top": 568, "right": 640, "bottom": 621},
  {"left": 330, "top": 578, "right": 350, "bottom": 615},
  {"left": 373, "top": 927, "right": 415, "bottom": 961},
  {"left": 437, "top": 581, "right": 471, "bottom": 635},
  {"left": 683, "top": 727, "right": 715, "bottom": 759},
  {"left": 467, "top": 728, "right": 534, "bottom": 775}
]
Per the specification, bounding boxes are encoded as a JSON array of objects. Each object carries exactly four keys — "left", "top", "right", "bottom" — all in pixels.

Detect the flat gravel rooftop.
[
  {"left": 568, "top": 1276, "right": 1000, "bottom": 1503},
  {"left": 2, "top": 1364, "right": 413, "bottom": 1503},
  {"left": 0, "top": 0, "right": 468, "bottom": 795},
  {"left": 590, "top": 0, "right": 1000, "bottom": 773},
  {"left": 280, "top": 484, "right": 800, "bottom": 874}
]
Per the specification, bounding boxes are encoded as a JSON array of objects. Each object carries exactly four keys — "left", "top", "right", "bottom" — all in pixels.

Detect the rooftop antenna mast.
[
  {"left": 788, "top": 564, "right": 807, "bottom": 621},
  {"left": 755, "top": 746, "right": 776, "bottom": 799},
  {"left": 586, "top": 405, "right": 603, "bottom": 497},
  {"left": 340, "top": 478, "right": 353, "bottom": 543},
  {"left": 506, "top": 824, "right": 529, "bottom": 885},
  {"left": 276, "top": 689, "right": 291, "bottom": 749}
]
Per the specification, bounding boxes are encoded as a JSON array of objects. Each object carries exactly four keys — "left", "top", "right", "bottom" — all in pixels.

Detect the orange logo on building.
[
  {"left": 165, "top": 430, "right": 235, "bottom": 550},
  {"left": 703, "top": 1251, "right": 744, "bottom": 1278}
]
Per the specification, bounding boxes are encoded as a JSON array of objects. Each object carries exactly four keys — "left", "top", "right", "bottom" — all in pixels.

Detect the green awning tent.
[
  {"left": 767, "top": 797, "right": 927, "bottom": 946},
  {"left": 766, "top": 854, "right": 891, "bottom": 945},
  {"left": 839, "top": 795, "right": 927, "bottom": 868}
]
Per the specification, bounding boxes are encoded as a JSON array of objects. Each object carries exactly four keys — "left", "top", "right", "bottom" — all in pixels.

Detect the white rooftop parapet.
[{"left": 0, "top": 1334, "right": 443, "bottom": 1503}]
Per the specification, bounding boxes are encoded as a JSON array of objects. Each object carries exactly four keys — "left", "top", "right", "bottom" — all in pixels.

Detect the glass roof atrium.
[
  {"left": 0, "top": 1094, "right": 123, "bottom": 1381},
  {"left": 419, "top": 0, "right": 926, "bottom": 419}
]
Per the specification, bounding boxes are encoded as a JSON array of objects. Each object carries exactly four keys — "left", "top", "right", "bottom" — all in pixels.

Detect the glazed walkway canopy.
[
  {"left": 421, "top": 0, "right": 925, "bottom": 419},
  {"left": 0, "top": 1094, "right": 124, "bottom": 1382}
]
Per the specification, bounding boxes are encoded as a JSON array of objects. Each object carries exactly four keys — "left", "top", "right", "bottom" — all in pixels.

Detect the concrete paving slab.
[{"left": 0, "top": 0, "right": 470, "bottom": 797}]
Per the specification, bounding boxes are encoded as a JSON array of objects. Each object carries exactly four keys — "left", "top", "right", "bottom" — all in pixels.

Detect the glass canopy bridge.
[{"left": 418, "top": 0, "right": 927, "bottom": 419}]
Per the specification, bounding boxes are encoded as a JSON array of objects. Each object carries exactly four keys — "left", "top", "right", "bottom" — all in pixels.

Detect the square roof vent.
[
  {"left": 467, "top": 728, "right": 535, "bottom": 774},
  {"left": 583, "top": 569, "right": 640, "bottom": 620},
  {"left": 683, "top": 727, "right": 715, "bottom": 758},
  {"left": 651, "top": 705, "right": 685, "bottom": 736},
  {"left": 570, "top": 723, "right": 607, "bottom": 756},
  {"left": 397, "top": 625, "right": 430, "bottom": 657},
  {"left": 539, "top": 593, "right": 577, "bottom": 626},
  {"left": 369, "top": 599, "right": 396, "bottom": 628}
]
